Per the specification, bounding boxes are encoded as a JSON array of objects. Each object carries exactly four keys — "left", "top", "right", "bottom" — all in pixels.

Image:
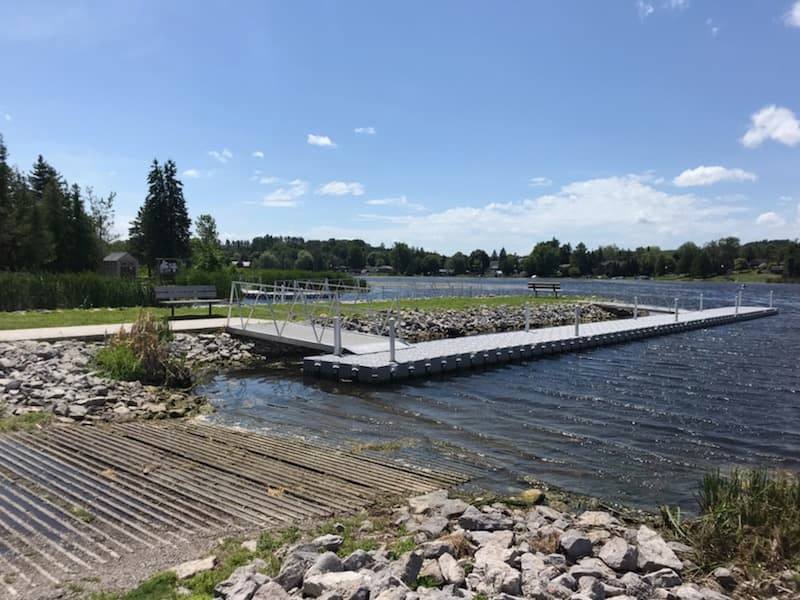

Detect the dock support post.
[
  {"left": 333, "top": 316, "right": 342, "bottom": 356},
  {"left": 574, "top": 306, "right": 580, "bottom": 336},
  {"left": 389, "top": 317, "right": 397, "bottom": 363},
  {"left": 674, "top": 298, "right": 679, "bottom": 322},
  {"left": 525, "top": 303, "right": 530, "bottom": 332},
  {"left": 633, "top": 296, "right": 638, "bottom": 319},
  {"left": 769, "top": 290, "right": 774, "bottom": 308},
  {"left": 699, "top": 293, "right": 703, "bottom": 312}
]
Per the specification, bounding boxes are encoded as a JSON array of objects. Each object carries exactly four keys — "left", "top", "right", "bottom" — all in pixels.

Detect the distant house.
[
  {"left": 231, "top": 259, "right": 252, "bottom": 268},
  {"left": 102, "top": 252, "right": 138, "bottom": 278}
]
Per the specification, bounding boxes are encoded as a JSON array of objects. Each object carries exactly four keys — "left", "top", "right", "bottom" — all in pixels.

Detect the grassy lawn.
[
  {"left": 655, "top": 270, "right": 784, "bottom": 284},
  {"left": 0, "top": 294, "right": 576, "bottom": 331}
]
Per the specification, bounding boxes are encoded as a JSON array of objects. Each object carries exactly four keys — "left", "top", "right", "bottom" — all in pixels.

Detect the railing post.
[
  {"left": 525, "top": 303, "right": 530, "bottom": 332},
  {"left": 769, "top": 290, "right": 774, "bottom": 308},
  {"left": 738, "top": 289, "right": 743, "bottom": 310},
  {"left": 333, "top": 316, "right": 342, "bottom": 357},
  {"left": 674, "top": 297, "right": 679, "bottom": 322},
  {"left": 699, "top": 293, "right": 703, "bottom": 312},
  {"left": 389, "top": 317, "right": 397, "bottom": 363},
  {"left": 574, "top": 305, "right": 580, "bottom": 336},
  {"left": 633, "top": 295, "right": 638, "bottom": 319},
  {"left": 226, "top": 281, "right": 236, "bottom": 327},
  {"left": 734, "top": 294, "right": 739, "bottom": 315}
]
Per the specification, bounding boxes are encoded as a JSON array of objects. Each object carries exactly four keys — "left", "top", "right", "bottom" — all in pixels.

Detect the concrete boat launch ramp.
[
  {"left": 0, "top": 422, "right": 467, "bottom": 597},
  {"left": 303, "top": 305, "right": 778, "bottom": 383}
]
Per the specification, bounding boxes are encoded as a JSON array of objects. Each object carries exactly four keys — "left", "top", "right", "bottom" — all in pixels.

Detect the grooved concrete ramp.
[{"left": 0, "top": 422, "right": 467, "bottom": 597}]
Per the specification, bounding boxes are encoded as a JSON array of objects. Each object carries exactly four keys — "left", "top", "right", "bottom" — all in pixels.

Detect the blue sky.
[{"left": 1, "top": 0, "right": 799, "bottom": 253}]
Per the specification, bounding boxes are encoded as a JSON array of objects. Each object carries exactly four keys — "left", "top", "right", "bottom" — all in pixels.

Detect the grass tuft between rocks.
[{"left": 0, "top": 409, "right": 51, "bottom": 431}]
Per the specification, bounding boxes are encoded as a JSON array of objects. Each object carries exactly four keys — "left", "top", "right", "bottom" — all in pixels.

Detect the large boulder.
[
  {"left": 635, "top": 526, "right": 683, "bottom": 572},
  {"left": 458, "top": 506, "right": 513, "bottom": 531},
  {"left": 302, "top": 571, "right": 369, "bottom": 598},
  {"left": 214, "top": 561, "right": 268, "bottom": 600},
  {"left": 598, "top": 537, "right": 638, "bottom": 572},
  {"left": 559, "top": 529, "right": 593, "bottom": 561},
  {"left": 171, "top": 555, "right": 216, "bottom": 580}
]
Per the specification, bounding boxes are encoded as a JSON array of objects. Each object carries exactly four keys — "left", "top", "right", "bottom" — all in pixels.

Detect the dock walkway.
[{"left": 303, "top": 305, "right": 778, "bottom": 383}]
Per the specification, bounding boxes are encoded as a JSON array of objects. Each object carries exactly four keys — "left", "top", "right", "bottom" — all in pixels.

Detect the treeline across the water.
[
  {"left": 222, "top": 235, "right": 800, "bottom": 280},
  {"left": 0, "top": 269, "right": 354, "bottom": 311}
]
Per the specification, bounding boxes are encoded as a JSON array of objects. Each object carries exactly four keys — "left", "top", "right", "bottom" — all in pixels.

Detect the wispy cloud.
[
  {"left": 664, "top": 0, "right": 689, "bottom": 11},
  {"left": 741, "top": 105, "right": 800, "bottom": 148},
  {"left": 673, "top": 166, "right": 757, "bottom": 187},
  {"left": 785, "top": 1, "right": 800, "bottom": 27},
  {"left": 755, "top": 212, "right": 786, "bottom": 227},
  {"left": 208, "top": 148, "right": 233, "bottom": 163},
  {"left": 354, "top": 127, "right": 376, "bottom": 135},
  {"left": 307, "top": 134, "right": 336, "bottom": 148},
  {"left": 259, "top": 176, "right": 279, "bottom": 184},
  {"left": 262, "top": 179, "right": 308, "bottom": 208},
  {"left": 252, "top": 150, "right": 264, "bottom": 158},
  {"left": 182, "top": 169, "right": 202, "bottom": 179},
  {"left": 2, "top": 113, "right": 10, "bottom": 122},
  {"left": 365, "top": 195, "right": 426, "bottom": 211},
  {"left": 529, "top": 176, "right": 552, "bottom": 187},
  {"left": 706, "top": 18, "right": 720, "bottom": 37},
  {"left": 317, "top": 181, "right": 365, "bottom": 196},
  {"left": 637, "top": 1, "right": 655, "bottom": 19}
]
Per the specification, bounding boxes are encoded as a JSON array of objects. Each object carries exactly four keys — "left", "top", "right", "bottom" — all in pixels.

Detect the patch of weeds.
[
  {"left": 69, "top": 505, "right": 94, "bottom": 523},
  {"left": 338, "top": 536, "right": 379, "bottom": 557},
  {"left": 91, "top": 571, "right": 179, "bottom": 600},
  {"left": 350, "top": 438, "right": 418, "bottom": 454},
  {"left": 94, "top": 343, "right": 143, "bottom": 381},
  {"left": 473, "top": 594, "right": 488, "bottom": 600},
  {"left": 388, "top": 537, "right": 416, "bottom": 560},
  {"left": 661, "top": 468, "right": 800, "bottom": 572},
  {"left": 256, "top": 526, "right": 300, "bottom": 554},
  {"left": 184, "top": 539, "right": 253, "bottom": 597},
  {"left": 0, "top": 411, "right": 51, "bottom": 432},
  {"left": 462, "top": 562, "right": 474, "bottom": 575},
  {"left": 414, "top": 575, "right": 440, "bottom": 589}
]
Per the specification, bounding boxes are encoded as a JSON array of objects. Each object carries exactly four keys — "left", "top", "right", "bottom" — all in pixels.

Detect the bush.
[
  {"left": 662, "top": 469, "right": 800, "bottom": 570},
  {"left": 95, "top": 312, "right": 191, "bottom": 387}
]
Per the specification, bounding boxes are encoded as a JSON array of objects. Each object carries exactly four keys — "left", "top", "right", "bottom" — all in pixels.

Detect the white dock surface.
[{"left": 304, "top": 305, "right": 777, "bottom": 382}]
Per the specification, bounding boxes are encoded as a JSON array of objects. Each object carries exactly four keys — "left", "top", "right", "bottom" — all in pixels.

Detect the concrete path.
[{"left": 0, "top": 317, "right": 230, "bottom": 342}]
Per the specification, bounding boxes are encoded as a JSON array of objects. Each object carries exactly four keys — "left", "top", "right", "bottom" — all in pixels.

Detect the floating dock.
[
  {"left": 0, "top": 422, "right": 466, "bottom": 596},
  {"left": 303, "top": 305, "right": 778, "bottom": 383}
]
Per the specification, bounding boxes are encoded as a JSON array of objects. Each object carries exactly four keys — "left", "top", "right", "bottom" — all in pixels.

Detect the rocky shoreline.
[
  {"left": 0, "top": 332, "right": 262, "bottom": 423},
  {"left": 342, "top": 303, "right": 623, "bottom": 343},
  {"left": 164, "top": 489, "right": 797, "bottom": 600}
]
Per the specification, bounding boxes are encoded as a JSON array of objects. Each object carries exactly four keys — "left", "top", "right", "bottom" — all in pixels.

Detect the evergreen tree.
[
  {"left": 41, "top": 179, "right": 70, "bottom": 270},
  {"left": 129, "top": 160, "right": 165, "bottom": 269},
  {"left": 162, "top": 160, "right": 191, "bottom": 260},
  {"left": 0, "top": 135, "right": 16, "bottom": 269}
]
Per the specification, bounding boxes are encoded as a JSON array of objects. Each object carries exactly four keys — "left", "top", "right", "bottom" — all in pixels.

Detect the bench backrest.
[
  {"left": 154, "top": 285, "right": 218, "bottom": 300},
  {"left": 528, "top": 282, "right": 561, "bottom": 289}
]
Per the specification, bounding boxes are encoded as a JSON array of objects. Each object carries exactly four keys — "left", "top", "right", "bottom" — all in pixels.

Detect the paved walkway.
[{"left": 0, "top": 317, "right": 230, "bottom": 342}]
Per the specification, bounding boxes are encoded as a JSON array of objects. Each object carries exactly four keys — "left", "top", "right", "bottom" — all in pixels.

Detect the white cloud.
[
  {"left": 317, "top": 181, "right": 365, "bottom": 196},
  {"left": 706, "top": 18, "right": 719, "bottom": 37},
  {"left": 252, "top": 150, "right": 264, "bottom": 158},
  {"left": 529, "top": 177, "right": 553, "bottom": 187},
  {"left": 354, "top": 127, "right": 376, "bottom": 135},
  {"left": 741, "top": 105, "right": 800, "bottom": 148},
  {"left": 785, "top": 1, "right": 800, "bottom": 27},
  {"left": 665, "top": 0, "right": 689, "bottom": 10},
  {"left": 182, "top": 169, "right": 201, "bottom": 179},
  {"left": 262, "top": 179, "right": 308, "bottom": 208},
  {"left": 208, "top": 148, "right": 233, "bottom": 163},
  {"left": 307, "top": 134, "right": 336, "bottom": 148},
  {"left": 637, "top": 1, "right": 655, "bottom": 19},
  {"left": 755, "top": 212, "right": 787, "bottom": 227},
  {"left": 3, "top": 113, "right": 10, "bottom": 121},
  {"left": 673, "top": 165, "right": 757, "bottom": 187},
  {"left": 259, "top": 176, "right": 279, "bottom": 184},
  {"left": 304, "top": 175, "right": 757, "bottom": 253},
  {"left": 365, "top": 195, "right": 426, "bottom": 211}
]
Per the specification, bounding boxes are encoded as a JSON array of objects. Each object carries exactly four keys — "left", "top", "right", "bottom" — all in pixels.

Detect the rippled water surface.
[{"left": 202, "top": 279, "right": 800, "bottom": 510}]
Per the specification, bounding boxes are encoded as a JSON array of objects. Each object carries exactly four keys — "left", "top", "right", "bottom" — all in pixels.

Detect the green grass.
[
  {"left": 94, "top": 344, "right": 144, "bottom": 381},
  {"left": 0, "top": 410, "right": 52, "bottom": 432},
  {"left": 662, "top": 469, "right": 800, "bottom": 572},
  {"left": 0, "top": 294, "right": 574, "bottom": 331}
]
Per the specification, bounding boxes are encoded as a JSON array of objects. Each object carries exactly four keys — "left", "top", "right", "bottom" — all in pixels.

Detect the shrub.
[
  {"left": 662, "top": 469, "right": 800, "bottom": 570},
  {"left": 95, "top": 311, "right": 191, "bottom": 387}
]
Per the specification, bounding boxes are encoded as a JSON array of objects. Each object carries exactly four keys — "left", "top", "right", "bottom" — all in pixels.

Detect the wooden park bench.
[
  {"left": 154, "top": 285, "right": 224, "bottom": 318},
  {"left": 527, "top": 281, "right": 561, "bottom": 297}
]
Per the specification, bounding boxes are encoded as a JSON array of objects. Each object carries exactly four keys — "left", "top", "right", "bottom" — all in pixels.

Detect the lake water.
[{"left": 201, "top": 278, "right": 800, "bottom": 511}]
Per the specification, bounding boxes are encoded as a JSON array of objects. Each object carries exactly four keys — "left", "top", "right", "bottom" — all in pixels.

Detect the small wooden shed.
[{"left": 102, "top": 252, "right": 139, "bottom": 278}]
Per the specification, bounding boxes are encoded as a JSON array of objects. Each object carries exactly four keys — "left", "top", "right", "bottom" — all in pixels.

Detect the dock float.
[{"left": 303, "top": 305, "right": 778, "bottom": 383}]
